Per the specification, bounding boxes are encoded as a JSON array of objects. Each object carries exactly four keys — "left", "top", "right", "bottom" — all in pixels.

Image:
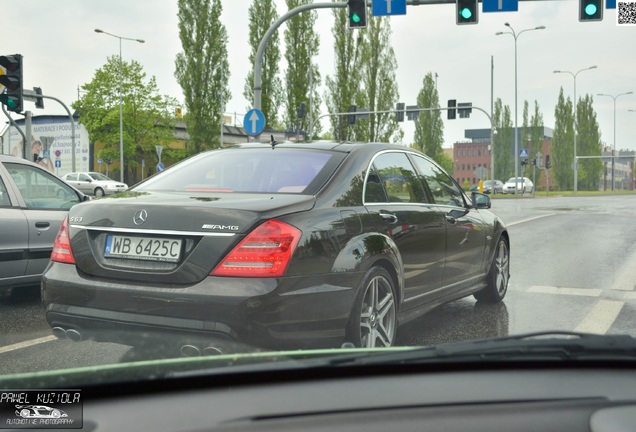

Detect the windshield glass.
[{"left": 1, "top": 0, "right": 635, "bottom": 406}]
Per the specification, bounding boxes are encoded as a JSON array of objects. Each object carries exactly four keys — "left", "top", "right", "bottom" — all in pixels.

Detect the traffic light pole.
[{"left": 1, "top": 103, "right": 28, "bottom": 159}]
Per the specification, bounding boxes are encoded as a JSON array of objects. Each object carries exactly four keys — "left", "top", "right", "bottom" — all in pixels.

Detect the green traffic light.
[
  {"left": 0, "top": 94, "right": 18, "bottom": 110},
  {"left": 584, "top": 3, "right": 597, "bottom": 15},
  {"left": 351, "top": 13, "right": 361, "bottom": 23},
  {"left": 460, "top": 7, "right": 472, "bottom": 19}
]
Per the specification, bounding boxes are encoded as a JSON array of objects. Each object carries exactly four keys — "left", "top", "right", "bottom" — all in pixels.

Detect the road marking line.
[
  {"left": 527, "top": 286, "right": 602, "bottom": 297},
  {"left": 507, "top": 213, "right": 557, "bottom": 226},
  {"left": 574, "top": 300, "right": 624, "bottom": 334},
  {"left": 624, "top": 292, "right": 636, "bottom": 300},
  {"left": 0, "top": 335, "right": 57, "bottom": 355}
]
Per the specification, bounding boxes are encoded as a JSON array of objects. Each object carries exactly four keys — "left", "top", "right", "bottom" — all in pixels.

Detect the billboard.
[{"left": 1, "top": 116, "right": 89, "bottom": 177}]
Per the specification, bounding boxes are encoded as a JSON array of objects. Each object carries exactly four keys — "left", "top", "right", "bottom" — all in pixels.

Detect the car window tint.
[
  {"left": 371, "top": 152, "right": 426, "bottom": 204},
  {"left": 79, "top": 174, "right": 91, "bottom": 182},
  {"left": 0, "top": 177, "right": 11, "bottom": 207},
  {"left": 364, "top": 165, "right": 389, "bottom": 203},
  {"left": 410, "top": 155, "right": 464, "bottom": 207},
  {"left": 135, "top": 148, "right": 336, "bottom": 194},
  {"left": 5, "top": 163, "right": 81, "bottom": 209},
  {"left": 66, "top": 174, "right": 77, "bottom": 181}
]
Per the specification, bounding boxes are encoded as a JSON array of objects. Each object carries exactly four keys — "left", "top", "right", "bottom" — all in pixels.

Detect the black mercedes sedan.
[{"left": 42, "top": 142, "right": 509, "bottom": 353}]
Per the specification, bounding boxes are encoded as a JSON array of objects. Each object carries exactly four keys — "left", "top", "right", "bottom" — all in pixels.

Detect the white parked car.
[
  {"left": 61, "top": 172, "right": 128, "bottom": 197},
  {"left": 502, "top": 177, "right": 534, "bottom": 194}
]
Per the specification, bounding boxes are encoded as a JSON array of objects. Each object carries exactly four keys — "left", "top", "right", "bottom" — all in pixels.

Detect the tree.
[
  {"left": 413, "top": 72, "right": 444, "bottom": 163},
  {"left": 73, "top": 56, "right": 178, "bottom": 185},
  {"left": 493, "top": 98, "right": 513, "bottom": 180},
  {"left": 244, "top": 0, "right": 282, "bottom": 127},
  {"left": 552, "top": 87, "right": 575, "bottom": 190},
  {"left": 324, "top": 5, "right": 364, "bottom": 141},
  {"left": 175, "top": 0, "right": 230, "bottom": 154},
  {"left": 576, "top": 94, "right": 603, "bottom": 190},
  {"left": 283, "top": 0, "right": 321, "bottom": 137},
  {"left": 355, "top": 16, "right": 401, "bottom": 143}
]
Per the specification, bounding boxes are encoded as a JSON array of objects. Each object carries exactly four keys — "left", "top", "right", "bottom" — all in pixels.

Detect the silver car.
[
  {"left": 0, "top": 155, "right": 89, "bottom": 298},
  {"left": 61, "top": 172, "right": 128, "bottom": 197},
  {"left": 502, "top": 177, "right": 534, "bottom": 194}
]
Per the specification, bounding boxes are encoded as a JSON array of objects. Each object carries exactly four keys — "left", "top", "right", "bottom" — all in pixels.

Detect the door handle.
[
  {"left": 35, "top": 222, "right": 50, "bottom": 228},
  {"left": 379, "top": 210, "right": 398, "bottom": 224}
]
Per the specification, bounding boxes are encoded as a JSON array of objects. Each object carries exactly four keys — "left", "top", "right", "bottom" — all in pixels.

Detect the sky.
[{"left": 2, "top": 0, "right": 635, "bottom": 151}]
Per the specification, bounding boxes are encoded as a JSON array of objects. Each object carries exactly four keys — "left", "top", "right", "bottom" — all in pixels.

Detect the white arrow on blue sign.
[
  {"left": 483, "top": 0, "right": 518, "bottom": 12},
  {"left": 372, "top": 0, "right": 406, "bottom": 16},
  {"left": 243, "top": 108, "right": 266, "bottom": 137},
  {"left": 156, "top": 162, "right": 165, "bottom": 173}
]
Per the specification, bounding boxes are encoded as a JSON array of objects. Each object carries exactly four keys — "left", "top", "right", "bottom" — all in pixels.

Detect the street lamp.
[
  {"left": 496, "top": 23, "right": 545, "bottom": 194},
  {"left": 553, "top": 66, "right": 597, "bottom": 193},
  {"left": 597, "top": 91, "right": 633, "bottom": 191},
  {"left": 94, "top": 29, "right": 145, "bottom": 183}
]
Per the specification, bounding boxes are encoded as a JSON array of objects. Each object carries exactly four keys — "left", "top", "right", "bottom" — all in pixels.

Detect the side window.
[
  {"left": 410, "top": 155, "right": 465, "bottom": 207},
  {"left": 66, "top": 174, "right": 78, "bottom": 181},
  {"left": 5, "top": 163, "right": 81, "bottom": 210},
  {"left": 0, "top": 177, "right": 11, "bottom": 207},
  {"left": 371, "top": 152, "right": 426, "bottom": 204},
  {"left": 79, "top": 174, "right": 91, "bottom": 182},
  {"left": 364, "top": 165, "right": 388, "bottom": 203}
]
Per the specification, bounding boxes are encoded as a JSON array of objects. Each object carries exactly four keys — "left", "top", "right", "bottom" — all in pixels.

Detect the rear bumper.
[{"left": 42, "top": 262, "right": 363, "bottom": 350}]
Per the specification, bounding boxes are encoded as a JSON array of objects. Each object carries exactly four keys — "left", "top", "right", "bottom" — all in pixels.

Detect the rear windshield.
[{"left": 135, "top": 148, "right": 340, "bottom": 194}]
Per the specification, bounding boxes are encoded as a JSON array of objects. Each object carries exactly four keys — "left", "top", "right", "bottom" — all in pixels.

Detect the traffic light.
[
  {"left": 348, "top": 105, "right": 357, "bottom": 125},
  {"left": 396, "top": 102, "right": 405, "bottom": 122},
  {"left": 447, "top": 100, "right": 456, "bottom": 120},
  {"left": 348, "top": 0, "right": 367, "bottom": 29},
  {"left": 456, "top": 0, "right": 478, "bottom": 25},
  {"left": 579, "top": 0, "right": 603, "bottom": 21},
  {"left": 545, "top": 155, "right": 552, "bottom": 169},
  {"left": 34, "top": 87, "right": 44, "bottom": 109},
  {"left": 521, "top": 159, "right": 528, "bottom": 166},
  {"left": 297, "top": 102, "right": 306, "bottom": 119},
  {"left": 0, "top": 54, "right": 24, "bottom": 113}
]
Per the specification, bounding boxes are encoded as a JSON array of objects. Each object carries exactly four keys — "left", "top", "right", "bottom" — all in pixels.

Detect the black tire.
[
  {"left": 474, "top": 236, "right": 510, "bottom": 303},
  {"left": 346, "top": 267, "right": 398, "bottom": 348},
  {"left": 94, "top": 187, "right": 105, "bottom": 198}
]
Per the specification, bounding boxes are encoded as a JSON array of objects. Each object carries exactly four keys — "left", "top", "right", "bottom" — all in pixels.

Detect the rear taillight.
[
  {"left": 211, "top": 220, "right": 301, "bottom": 278},
  {"left": 51, "top": 217, "right": 76, "bottom": 264}
]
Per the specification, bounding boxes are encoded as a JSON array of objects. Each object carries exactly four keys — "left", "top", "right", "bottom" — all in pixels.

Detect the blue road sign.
[
  {"left": 243, "top": 108, "right": 266, "bottom": 137},
  {"left": 55, "top": 160, "right": 61, "bottom": 168},
  {"left": 156, "top": 162, "right": 165, "bottom": 173},
  {"left": 98, "top": 158, "right": 103, "bottom": 166},
  {"left": 483, "top": 0, "right": 518, "bottom": 12},
  {"left": 372, "top": 0, "right": 406, "bottom": 16},
  {"left": 519, "top": 148, "right": 529, "bottom": 158}
]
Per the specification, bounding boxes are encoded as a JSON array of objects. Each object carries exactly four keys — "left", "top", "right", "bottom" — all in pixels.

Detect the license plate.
[{"left": 104, "top": 235, "right": 182, "bottom": 262}]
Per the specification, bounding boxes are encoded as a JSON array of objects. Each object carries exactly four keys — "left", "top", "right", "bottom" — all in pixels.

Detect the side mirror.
[{"left": 471, "top": 192, "right": 491, "bottom": 209}]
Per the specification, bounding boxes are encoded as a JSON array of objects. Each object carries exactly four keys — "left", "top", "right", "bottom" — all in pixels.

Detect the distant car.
[
  {"left": 502, "top": 177, "right": 534, "bottom": 194},
  {"left": 0, "top": 155, "right": 89, "bottom": 297},
  {"left": 15, "top": 405, "right": 68, "bottom": 419},
  {"left": 470, "top": 180, "right": 504, "bottom": 194},
  {"left": 61, "top": 172, "right": 128, "bottom": 197}
]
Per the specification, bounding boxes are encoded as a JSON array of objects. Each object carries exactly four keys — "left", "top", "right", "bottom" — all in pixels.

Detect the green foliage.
[
  {"left": 73, "top": 56, "right": 178, "bottom": 184},
  {"left": 552, "top": 88, "right": 575, "bottom": 190},
  {"left": 175, "top": 0, "right": 231, "bottom": 154},
  {"left": 576, "top": 95, "right": 603, "bottom": 190},
  {"left": 413, "top": 72, "right": 444, "bottom": 164},
  {"left": 493, "top": 98, "right": 513, "bottom": 180},
  {"left": 325, "top": 5, "right": 364, "bottom": 142},
  {"left": 244, "top": 0, "right": 282, "bottom": 126},
  {"left": 283, "top": 0, "right": 321, "bottom": 136},
  {"left": 354, "top": 16, "right": 401, "bottom": 144}
]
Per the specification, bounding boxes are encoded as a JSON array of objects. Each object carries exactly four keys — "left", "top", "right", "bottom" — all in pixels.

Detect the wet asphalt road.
[{"left": 2, "top": 194, "right": 636, "bottom": 373}]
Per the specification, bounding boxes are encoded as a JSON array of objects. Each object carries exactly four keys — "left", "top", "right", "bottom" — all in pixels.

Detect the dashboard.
[{"left": 74, "top": 365, "right": 636, "bottom": 432}]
